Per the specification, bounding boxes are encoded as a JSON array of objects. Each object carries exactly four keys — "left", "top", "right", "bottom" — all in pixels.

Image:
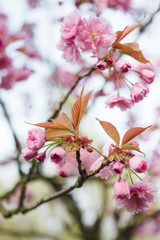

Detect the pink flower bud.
[
  {"left": 112, "top": 162, "right": 124, "bottom": 174},
  {"left": 36, "top": 152, "right": 46, "bottom": 162},
  {"left": 129, "top": 156, "right": 148, "bottom": 173},
  {"left": 131, "top": 82, "right": 149, "bottom": 102},
  {"left": 26, "top": 128, "right": 45, "bottom": 151},
  {"left": 21, "top": 147, "right": 37, "bottom": 161},
  {"left": 96, "top": 60, "right": 107, "bottom": 70},
  {"left": 140, "top": 69, "right": 155, "bottom": 84},
  {"left": 50, "top": 147, "right": 66, "bottom": 164},
  {"left": 114, "top": 179, "right": 130, "bottom": 199},
  {"left": 57, "top": 162, "right": 70, "bottom": 177},
  {"left": 107, "top": 58, "right": 113, "bottom": 66},
  {"left": 115, "top": 59, "right": 131, "bottom": 73}
]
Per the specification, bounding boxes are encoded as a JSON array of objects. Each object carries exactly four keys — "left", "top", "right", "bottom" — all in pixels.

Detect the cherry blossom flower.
[
  {"left": 36, "top": 152, "right": 46, "bottom": 163},
  {"left": 57, "top": 39, "right": 81, "bottom": 64},
  {"left": 60, "top": 10, "right": 81, "bottom": 40},
  {"left": 131, "top": 82, "right": 149, "bottom": 102},
  {"left": 50, "top": 147, "right": 66, "bottom": 164},
  {"left": 140, "top": 69, "right": 155, "bottom": 84},
  {"left": 115, "top": 178, "right": 156, "bottom": 213},
  {"left": 112, "top": 162, "right": 125, "bottom": 174},
  {"left": 113, "top": 179, "right": 130, "bottom": 200},
  {"left": 21, "top": 147, "right": 37, "bottom": 161},
  {"left": 94, "top": 0, "right": 107, "bottom": 13},
  {"left": 129, "top": 156, "right": 148, "bottom": 173},
  {"left": 96, "top": 60, "right": 107, "bottom": 70},
  {"left": 76, "top": 16, "right": 116, "bottom": 58},
  {"left": 26, "top": 128, "right": 45, "bottom": 151},
  {"left": 107, "top": 0, "right": 132, "bottom": 12},
  {"left": 115, "top": 59, "right": 131, "bottom": 73},
  {"left": 105, "top": 96, "right": 133, "bottom": 111}
]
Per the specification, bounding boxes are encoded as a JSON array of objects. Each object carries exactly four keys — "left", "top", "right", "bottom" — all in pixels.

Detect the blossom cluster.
[
  {"left": 21, "top": 127, "right": 156, "bottom": 214},
  {"left": 57, "top": 11, "right": 156, "bottom": 111}
]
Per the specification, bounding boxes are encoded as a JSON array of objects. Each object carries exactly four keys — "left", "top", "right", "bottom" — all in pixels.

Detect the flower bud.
[
  {"left": 129, "top": 156, "right": 148, "bottom": 173},
  {"left": 26, "top": 128, "right": 45, "bottom": 151},
  {"left": 114, "top": 179, "right": 130, "bottom": 199},
  {"left": 112, "top": 162, "right": 124, "bottom": 174},
  {"left": 115, "top": 59, "right": 131, "bottom": 73},
  {"left": 21, "top": 147, "right": 37, "bottom": 161},
  {"left": 140, "top": 69, "right": 155, "bottom": 84},
  {"left": 50, "top": 147, "right": 66, "bottom": 164},
  {"left": 96, "top": 60, "right": 107, "bottom": 70},
  {"left": 131, "top": 82, "right": 149, "bottom": 102},
  {"left": 36, "top": 152, "right": 46, "bottom": 162}
]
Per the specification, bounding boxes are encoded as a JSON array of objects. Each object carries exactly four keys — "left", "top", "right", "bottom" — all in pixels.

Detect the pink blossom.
[
  {"left": 15, "top": 66, "right": 34, "bottom": 82},
  {"left": 50, "top": 147, "right": 66, "bottom": 164},
  {"left": 140, "top": 69, "right": 155, "bottom": 84},
  {"left": 131, "top": 82, "right": 149, "bottom": 102},
  {"left": 57, "top": 39, "right": 81, "bottom": 64},
  {"left": 61, "top": 10, "right": 81, "bottom": 40},
  {"left": 112, "top": 162, "right": 125, "bottom": 174},
  {"left": 105, "top": 96, "right": 133, "bottom": 111},
  {"left": 94, "top": 0, "right": 107, "bottom": 13},
  {"left": 21, "top": 147, "right": 37, "bottom": 161},
  {"left": 90, "top": 156, "right": 111, "bottom": 179},
  {"left": 57, "top": 153, "right": 78, "bottom": 177},
  {"left": 26, "top": 128, "right": 45, "bottom": 151},
  {"left": 107, "top": 0, "right": 131, "bottom": 12},
  {"left": 80, "top": 148, "right": 99, "bottom": 172},
  {"left": 57, "top": 67, "right": 77, "bottom": 87},
  {"left": 76, "top": 16, "right": 116, "bottom": 58},
  {"left": 36, "top": 152, "right": 46, "bottom": 163},
  {"left": 113, "top": 179, "right": 130, "bottom": 200},
  {"left": 0, "top": 70, "right": 16, "bottom": 90},
  {"left": 115, "top": 178, "right": 156, "bottom": 213},
  {"left": 96, "top": 60, "right": 107, "bottom": 70},
  {"left": 0, "top": 53, "right": 11, "bottom": 69},
  {"left": 115, "top": 59, "right": 131, "bottom": 73},
  {"left": 27, "top": 0, "right": 40, "bottom": 8},
  {"left": 129, "top": 156, "right": 148, "bottom": 173}
]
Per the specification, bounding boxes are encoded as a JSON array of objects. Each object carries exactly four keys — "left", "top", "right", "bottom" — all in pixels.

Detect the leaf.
[
  {"left": 122, "top": 125, "right": 152, "bottom": 145},
  {"left": 71, "top": 87, "right": 92, "bottom": 129},
  {"left": 30, "top": 112, "right": 75, "bottom": 134},
  {"left": 113, "top": 21, "right": 142, "bottom": 44},
  {"left": 45, "top": 129, "right": 74, "bottom": 140},
  {"left": 121, "top": 144, "right": 142, "bottom": 153},
  {"left": 97, "top": 119, "right": 120, "bottom": 145},
  {"left": 112, "top": 42, "right": 150, "bottom": 64}
]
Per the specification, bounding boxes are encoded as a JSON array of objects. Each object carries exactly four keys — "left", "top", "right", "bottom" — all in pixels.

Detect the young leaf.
[
  {"left": 45, "top": 128, "right": 74, "bottom": 140},
  {"left": 97, "top": 119, "right": 120, "bottom": 145},
  {"left": 31, "top": 112, "right": 75, "bottom": 133},
  {"left": 122, "top": 126, "right": 152, "bottom": 145},
  {"left": 112, "top": 42, "right": 150, "bottom": 64},
  {"left": 71, "top": 88, "right": 92, "bottom": 129},
  {"left": 113, "top": 21, "right": 142, "bottom": 44}
]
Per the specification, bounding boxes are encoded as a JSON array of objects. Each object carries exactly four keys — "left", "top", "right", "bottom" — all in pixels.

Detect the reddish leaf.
[
  {"left": 31, "top": 112, "right": 75, "bottom": 133},
  {"left": 97, "top": 119, "right": 120, "bottom": 145},
  {"left": 122, "top": 126, "right": 152, "bottom": 145},
  {"left": 113, "top": 21, "right": 142, "bottom": 43},
  {"left": 45, "top": 128, "right": 74, "bottom": 140},
  {"left": 71, "top": 87, "right": 92, "bottom": 129},
  {"left": 112, "top": 42, "right": 150, "bottom": 64}
]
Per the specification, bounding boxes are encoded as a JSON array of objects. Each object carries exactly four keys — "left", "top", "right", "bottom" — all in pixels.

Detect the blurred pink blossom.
[
  {"left": 131, "top": 82, "right": 149, "bottom": 102},
  {"left": 105, "top": 96, "right": 133, "bottom": 111}
]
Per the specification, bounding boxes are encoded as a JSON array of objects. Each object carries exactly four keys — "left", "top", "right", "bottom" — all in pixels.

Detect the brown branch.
[
  {"left": 49, "top": 67, "right": 96, "bottom": 120},
  {"left": 0, "top": 228, "right": 62, "bottom": 240},
  {"left": 139, "top": 6, "right": 160, "bottom": 33}
]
